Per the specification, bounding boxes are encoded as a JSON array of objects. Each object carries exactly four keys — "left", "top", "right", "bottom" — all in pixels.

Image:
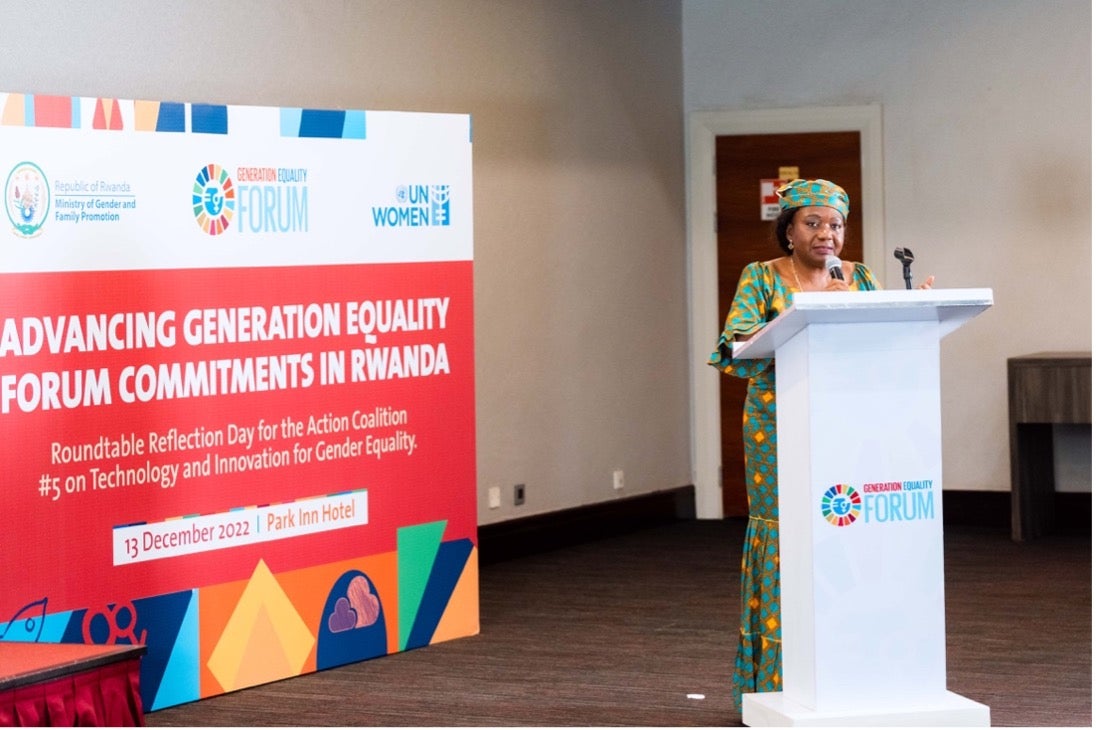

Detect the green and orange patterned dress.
[{"left": 709, "top": 259, "right": 878, "bottom": 709}]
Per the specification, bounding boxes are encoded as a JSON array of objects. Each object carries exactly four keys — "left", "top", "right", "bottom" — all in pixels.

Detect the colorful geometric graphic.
[
  {"left": 281, "top": 108, "right": 366, "bottom": 139},
  {"left": 0, "top": 598, "right": 49, "bottom": 642},
  {"left": 54, "top": 591, "right": 197, "bottom": 711},
  {"left": 93, "top": 98, "right": 124, "bottom": 130},
  {"left": 317, "top": 570, "right": 389, "bottom": 669},
  {"left": 0, "top": 531, "right": 478, "bottom": 710},
  {"left": 206, "top": 559, "right": 315, "bottom": 693},
  {"left": 397, "top": 521, "right": 447, "bottom": 651},
  {"left": 0, "top": 93, "right": 375, "bottom": 141}
]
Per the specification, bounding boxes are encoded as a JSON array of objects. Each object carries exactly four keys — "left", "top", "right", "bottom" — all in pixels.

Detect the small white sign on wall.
[{"left": 760, "top": 178, "right": 786, "bottom": 220}]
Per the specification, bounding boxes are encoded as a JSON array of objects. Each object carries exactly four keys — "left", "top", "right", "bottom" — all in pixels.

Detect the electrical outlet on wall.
[
  {"left": 488, "top": 486, "right": 501, "bottom": 509},
  {"left": 613, "top": 469, "right": 624, "bottom": 491},
  {"left": 513, "top": 483, "right": 525, "bottom": 506}
]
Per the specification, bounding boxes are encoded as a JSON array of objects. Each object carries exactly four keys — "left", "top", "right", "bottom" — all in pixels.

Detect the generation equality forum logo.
[
  {"left": 192, "top": 163, "right": 309, "bottom": 235},
  {"left": 821, "top": 479, "right": 936, "bottom": 527},
  {"left": 5, "top": 161, "right": 50, "bottom": 238}
]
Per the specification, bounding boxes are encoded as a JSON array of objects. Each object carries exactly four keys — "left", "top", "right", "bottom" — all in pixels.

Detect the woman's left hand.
[{"left": 918, "top": 275, "right": 935, "bottom": 290}]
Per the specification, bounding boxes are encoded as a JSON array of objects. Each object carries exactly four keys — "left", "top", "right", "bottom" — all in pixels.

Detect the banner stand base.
[{"left": 743, "top": 690, "right": 990, "bottom": 727}]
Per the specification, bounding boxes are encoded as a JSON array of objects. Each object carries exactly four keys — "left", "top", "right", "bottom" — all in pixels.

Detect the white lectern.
[{"left": 733, "top": 288, "right": 993, "bottom": 727}]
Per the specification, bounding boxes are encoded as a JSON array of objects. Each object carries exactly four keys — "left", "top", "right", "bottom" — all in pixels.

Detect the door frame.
[{"left": 686, "top": 104, "right": 885, "bottom": 519}]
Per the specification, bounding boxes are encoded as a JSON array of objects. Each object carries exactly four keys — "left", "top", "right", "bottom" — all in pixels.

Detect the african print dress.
[{"left": 708, "top": 259, "right": 878, "bottom": 709}]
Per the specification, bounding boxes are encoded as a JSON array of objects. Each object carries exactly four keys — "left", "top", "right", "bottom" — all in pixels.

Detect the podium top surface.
[{"left": 732, "top": 287, "right": 993, "bottom": 360}]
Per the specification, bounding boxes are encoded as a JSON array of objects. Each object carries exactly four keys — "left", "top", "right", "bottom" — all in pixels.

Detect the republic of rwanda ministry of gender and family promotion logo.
[
  {"left": 5, "top": 162, "right": 50, "bottom": 238},
  {"left": 192, "top": 163, "right": 235, "bottom": 235},
  {"left": 821, "top": 484, "right": 862, "bottom": 526}
]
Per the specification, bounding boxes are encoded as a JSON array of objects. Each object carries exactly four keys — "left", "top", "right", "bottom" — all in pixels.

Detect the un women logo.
[
  {"left": 192, "top": 163, "right": 236, "bottom": 235},
  {"left": 821, "top": 484, "right": 862, "bottom": 527}
]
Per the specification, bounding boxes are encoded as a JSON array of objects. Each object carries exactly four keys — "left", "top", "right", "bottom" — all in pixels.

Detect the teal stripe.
[
  {"left": 280, "top": 108, "right": 302, "bottom": 137},
  {"left": 342, "top": 110, "right": 366, "bottom": 139}
]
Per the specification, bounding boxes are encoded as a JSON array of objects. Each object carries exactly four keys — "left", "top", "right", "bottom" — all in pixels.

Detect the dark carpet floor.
[{"left": 147, "top": 519, "right": 1091, "bottom": 727}]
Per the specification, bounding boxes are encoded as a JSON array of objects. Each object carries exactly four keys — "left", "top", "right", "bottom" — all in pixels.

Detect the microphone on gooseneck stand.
[
  {"left": 893, "top": 247, "right": 915, "bottom": 289},
  {"left": 825, "top": 254, "right": 844, "bottom": 281}
]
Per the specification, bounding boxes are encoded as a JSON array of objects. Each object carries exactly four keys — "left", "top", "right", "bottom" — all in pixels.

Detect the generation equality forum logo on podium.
[{"left": 821, "top": 479, "right": 936, "bottom": 527}]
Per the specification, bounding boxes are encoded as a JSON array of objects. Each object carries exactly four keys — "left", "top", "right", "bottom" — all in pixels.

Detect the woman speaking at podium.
[
  {"left": 709, "top": 178, "right": 934, "bottom": 710},
  {"left": 708, "top": 179, "right": 883, "bottom": 710}
]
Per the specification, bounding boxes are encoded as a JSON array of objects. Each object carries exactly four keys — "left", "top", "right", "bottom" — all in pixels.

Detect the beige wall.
[
  {"left": 0, "top": 0, "right": 690, "bottom": 524},
  {"left": 5, "top": 0, "right": 1083, "bottom": 527},
  {"left": 684, "top": 0, "right": 1091, "bottom": 494}
]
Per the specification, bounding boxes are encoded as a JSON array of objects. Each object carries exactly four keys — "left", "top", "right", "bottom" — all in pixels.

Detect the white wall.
[
  {"left": 684, "top": 0, "right": 1092, "bottom": 493},
  {"left": 0, "top": 0, "right": 691, "bottom": 525}
]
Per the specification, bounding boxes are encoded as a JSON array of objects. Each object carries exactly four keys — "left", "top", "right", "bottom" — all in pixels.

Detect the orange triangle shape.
[
  {"left": 429, "top": 546, "right": 480, "bottom": 644},
  {"left": 232, "top": 604, "right": 295, "bottom": 690}
]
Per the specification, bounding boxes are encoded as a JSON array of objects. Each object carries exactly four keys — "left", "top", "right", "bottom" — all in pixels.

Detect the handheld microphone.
[{"left": 825, "top": 254, "right": 844, "bottom": 281}]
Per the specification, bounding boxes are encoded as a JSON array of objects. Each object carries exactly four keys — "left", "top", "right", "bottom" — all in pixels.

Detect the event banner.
[{"left": 0, "top": 93, "right": 477, "bottom": 711}]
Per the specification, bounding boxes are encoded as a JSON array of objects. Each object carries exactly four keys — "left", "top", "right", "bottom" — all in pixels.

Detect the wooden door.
[{"left": 716, "top": 132, "right": 863, "bottom": 517}]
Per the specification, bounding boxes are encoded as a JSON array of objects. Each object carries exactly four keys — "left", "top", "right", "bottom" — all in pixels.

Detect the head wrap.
[{"left": 775, "top": 179, "right": 849, "bottom": 218}]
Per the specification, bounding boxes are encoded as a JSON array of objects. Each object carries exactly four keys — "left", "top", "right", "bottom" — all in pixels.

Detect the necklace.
[{"left": 790, "top": 255, "right": 808, "bottom": 291}]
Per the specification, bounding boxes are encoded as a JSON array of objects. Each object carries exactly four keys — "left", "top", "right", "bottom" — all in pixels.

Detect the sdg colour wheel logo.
[
  {"left": 192, "top": 163, "right": 235, "bottom": 235},
  {"left": 820, "top": 484, "right": 862, "bottom": 527}
]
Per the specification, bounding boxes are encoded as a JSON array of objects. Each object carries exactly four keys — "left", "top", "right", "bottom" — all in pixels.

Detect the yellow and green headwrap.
[{"left": 775, "top": 179, "right": 849, "bottom": 218}]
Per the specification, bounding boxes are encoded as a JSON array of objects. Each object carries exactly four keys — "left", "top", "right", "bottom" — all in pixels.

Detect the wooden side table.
[{"left": 1008, "top": 352, "right": 1091, "bottom": 541}]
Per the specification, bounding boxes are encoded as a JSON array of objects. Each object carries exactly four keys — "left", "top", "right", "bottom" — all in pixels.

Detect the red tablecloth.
[{"left": 0, "top": 643, "right": 144, "bottom": 726}]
